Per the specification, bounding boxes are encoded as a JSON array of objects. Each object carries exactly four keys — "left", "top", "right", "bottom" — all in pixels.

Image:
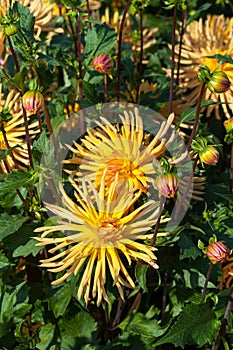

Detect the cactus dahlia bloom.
[
  {"left": 34, "top": 175, "right": 161, "bottom": 306},
  {"left": 0, "top": 85, "right": 39, "bottom": 173},
  {"left": 174, "top": 15, "right": 233, "bottom": 119},
  {"left": 0, "top": 0, "right": 63, "bottom": 41},
  {"left": 63, "top": 110, "right": 176, "bottom": 193}
]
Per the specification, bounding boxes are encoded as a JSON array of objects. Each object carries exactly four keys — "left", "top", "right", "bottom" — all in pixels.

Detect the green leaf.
[
  {"left": 84, "top": 24, "right": 117, "bottom": 62},
  {"left": 0, "top": 170, "right": 34, "bottom": 193},
  {"left": 179, "top": 100, "right": 220, "bottom": 124},
  {"left": 135, "top": 261, "right": 148, "bottom": 292},
  {"left": 0, "top": 253, "right": 13, "bottom": 271},
  {"left": 37, "top": 323, "right": 56, "bottom": 350},
  {"left": 179, "top": 232, "right": 201, "bottom": 260},
  {"left": 215, "top": 192, "right": 233, "bottom": 204},
  {"left": 13, "top": 2, "right": 35, "bottom": 43},
  {"left": 119, "top": 312, "right": 169, "bottom": 341},
  {"left": 58, "top": 309, "right": 98, "bottom": 349},
  {"left": 206, "top": 54, "right": 233, "bottom": 65},
  {"left": 186, "top": 3, "right": 212, "bottom": 26},
  {"left": 48, "top": 284, "right": 72, "bottom": 318},
  {"left": 0, "top": 213, "right": 28, "bottom": 240},
  {"left": 3, "top": 224, "right": 41, "bottom": 257},
  {"left": 155, "top": 302, "right": 220, "bottom": 347}
]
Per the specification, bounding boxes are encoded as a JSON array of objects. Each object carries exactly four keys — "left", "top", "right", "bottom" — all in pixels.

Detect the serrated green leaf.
[
  {"left": 0, "top": 170, "right": 34, "bottom": 193},
  {"left": 119, "top": 312, "right": 169, "bottom": 340},
  {"left": 155, "top": 302, "right": 220, "bottom": 347},
  {"left": 3, "top": 224, "right": 41, "bottom": 257},
  {"left": 84, "top": 24, "right": 117, "bottom": 62},
  {"left": 135, "top": 261, "right": 148, "bottom": 292},
  {"left": 37, "top": 323, "right": 56, "bottom": 350},
  {"left": 48, "top": 284, "right": 72, "bottom": 318},
  {"left": 13, "top": 2, "right": 35, "bottom": 43},
  {"left": 0, "top": 213, "right": 28, "bottom": 240},
  {"left": 58, "top": 310, "right": 98, "bottom": 349}
]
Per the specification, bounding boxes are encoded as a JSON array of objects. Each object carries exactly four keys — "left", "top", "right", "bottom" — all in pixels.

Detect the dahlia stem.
[
  {"left": 22, "top": 107, "right": 34, "bottom": 169},
  {"left": 43, "top": 102, "right": 58, "bottom": 153},
  {"left": 37, "top": 110, "right": 43, "bottom": 133},
  {"left": 176, "top": 9, "right": 187, "bottom": 86},
  {"left": 161, "top": 268, "right": 169, "bottom": 323},
  {"left": 116, "top": 0, "right": 132, "bottom": 102},
  {"left": 7, "top": 36, "right": 19, "bottom": 72},
  {"left": 187, "top": 83, "right": 206, "bottom": 151},
  {"left": 77, "top": 9, "right": 83, "bottom": 100},
  {"left": 168, "top": 5, "right": 177, "bottom": 115},
  {"left": 104, "top": 74, "right": 108, "bottom": 103},
  {"left": 151, "top": 196, "right": 164, "bottom": 246},
  {"left": 136, "top": 8, "right": 143, "bottom": 104},
  {"left": 85, "top": 0, "right": 92, "bottom": 29},
  {"left": 212, "top": 288, "right": 233, "bottom": 350},
  {"left": 229, "top": 141, "right": 233, "bottom": 193},
  {"left": 201, "top": 263, "right": 213, "bottom": 301},
  {"left": 68, "top": 15, "right": 78, "bottom": 55}
]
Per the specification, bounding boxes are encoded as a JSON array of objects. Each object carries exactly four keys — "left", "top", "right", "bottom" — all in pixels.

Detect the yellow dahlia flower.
[
  {"left": 34, "top": 175, "right": 160, "bottom": 306},
  {"left": 0, "top": 0, "right": 63, "bottom": 40},
  {"left": 63, "top": 109, "right": 175, "bottom": 193},
  {"left": 175, "top": 15, "right": 233, "bottom": 119},
  {"left": 0, "top": 85, "right": 39, "bottom": 173}
]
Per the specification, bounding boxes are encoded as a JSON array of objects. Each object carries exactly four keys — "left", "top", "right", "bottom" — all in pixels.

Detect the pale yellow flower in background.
[
  {"left": 63, "top": 109, "right": 175, "bottom": 193},
  {"left": 174, "top": 15, "right": 233, "bottom": 119},
  {"left": 34, "top": 175, "right": 161, "bottom": 306},
  {"left": 0, "top": 85, "right": 39, "bottom": 173}
]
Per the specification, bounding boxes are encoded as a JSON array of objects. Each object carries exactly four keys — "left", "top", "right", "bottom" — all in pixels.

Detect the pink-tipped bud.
[
  {"left": 92, "top": 54, "right": 113, "bottom": 74},
  {"left": 199, "top": 146, "right": 219, "bottom": 165},
  {"left": 206, "top": 241, "right": 229, "bottom": 264},
  {"left": 224, "top": 117, "right": 233, "bottom": 134},
  {"left": 154, "top": 173, "right": 178, "bottom": 198},
  {"left": 208, "top": 71, "right": 231, "bottom": 93},
  {"left": 22, "top": 90, "right": 44, "bottom": 115}
]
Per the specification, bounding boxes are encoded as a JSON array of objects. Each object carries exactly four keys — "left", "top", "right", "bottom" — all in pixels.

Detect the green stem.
[
  {"left": 201, "top": 263, "right": 213, "bottom": 301},
  {"left": 116, "top": 0, "right": 132, "bottom": 102},
  {"left": 187, "top": 83, "right": 206, "bottom": 151},
  {"left": 168, "top": 6, "right": 177, "bottom": 115},
  {"left": 212, "top": 288, "right": 233, "bottom": 350}
]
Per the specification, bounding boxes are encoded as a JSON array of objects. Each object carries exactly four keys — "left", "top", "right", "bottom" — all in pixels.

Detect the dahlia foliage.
[{"left": 0, "top": 0, "right": 233, "bottom": 349}]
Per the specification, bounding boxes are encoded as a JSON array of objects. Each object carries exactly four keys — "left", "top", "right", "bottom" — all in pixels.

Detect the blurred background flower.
[
  {"left": 173, "top": 15, "right": 233, "bottom": 119},
  {"left": 0, "top": 85, "right": 39, "bottom": 173}
]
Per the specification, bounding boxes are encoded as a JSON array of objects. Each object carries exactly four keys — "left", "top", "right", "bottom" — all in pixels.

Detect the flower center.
[
  {"left": 97, "top": 218, "right": 122, "bottom": 245},
  {"left": 95, "top": 158, "right": 147, "bottom": 191}
]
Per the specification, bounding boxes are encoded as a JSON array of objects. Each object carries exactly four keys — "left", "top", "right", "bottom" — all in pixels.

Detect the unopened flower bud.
[
  {"left": 206, "top": 241, "right": 229, "bottom": 264},
  {"left": 207, "top": 71, "right": 231, "bottom": 93},
  {"left": 154, "top": 173, "right": 178, "bottom": 198},
  {"left": 92, "top": 54, "right": 113, "bottom": 74},
  {"left": 22, "top": 90, "right": 44, "bottom": 115},
  {"left": 224, "top": 117, "right": 233, "bottom": 134},
  {"left": 199, "top": 146, "right": 219, "bottom": 165}
]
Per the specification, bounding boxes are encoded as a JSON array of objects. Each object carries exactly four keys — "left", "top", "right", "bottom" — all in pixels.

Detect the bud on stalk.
[
  {"left": 92, "top": 54, "right": 113, "bottom": 74},
  {"left": 199, "top": 146, "right": 219, "bottom": 165},
  {"left": 22, "top": 90, "right": 44, "bottom": 115},
  {"left": 206, "top": 241, "right": 229, "bottom": 264}
]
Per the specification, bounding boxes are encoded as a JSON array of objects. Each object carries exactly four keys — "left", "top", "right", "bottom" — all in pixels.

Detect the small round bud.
[
  {"left": 22, "top": 90, "right": 44, "bottom": 115},
  {"left": 199, "top": 146, "right": 219, "bottom": 166},
  {"left": 207, "top": 71, "right": 231, "bottom": 93},
  {"left": 92, "top": 54, "right": 113, "bottom": 74},
  {"left": 206, "top": 241, "right": 229, "bottom": 264},
  {"left": 224, "top": 117, "right": 233, "bottom": 134},
  {"left": 154, "top": 173, "right": 178, "bottom": 198},
  {"left": 4, "top": 24, "right": 18, "bottom": 36}
]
